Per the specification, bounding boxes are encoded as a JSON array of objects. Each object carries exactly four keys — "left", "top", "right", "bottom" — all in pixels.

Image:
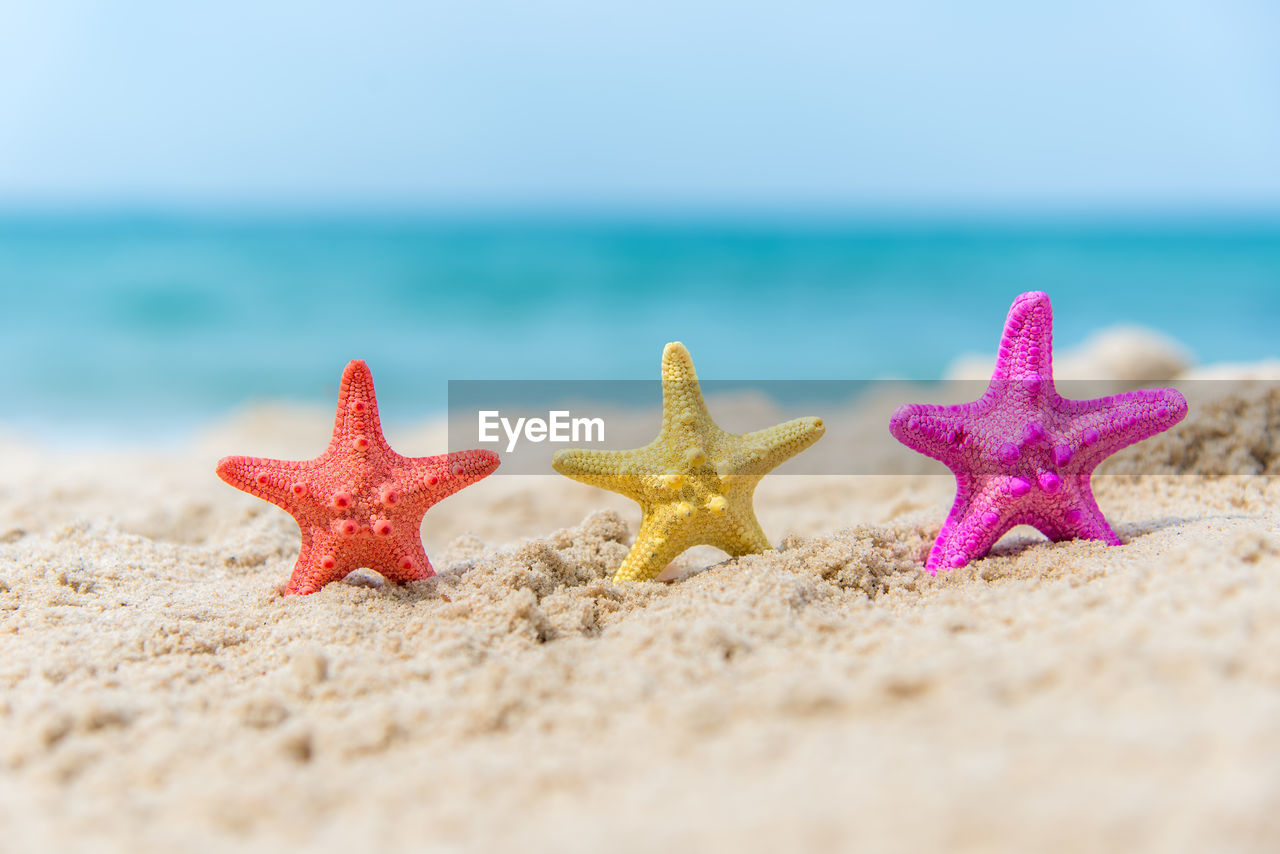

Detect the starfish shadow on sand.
[
  {"left": 938, "top": 513, "right": 1250, "bottom": 578},
  {"left": 1112, "top": 513, "right": 1257, "bottom": 540},
  {"left": 319, "top": 568, "right": 453, "bottom": 604}
]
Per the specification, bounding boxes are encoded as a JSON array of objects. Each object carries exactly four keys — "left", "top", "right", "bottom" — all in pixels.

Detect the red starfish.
[{"left": 217, "top": 360, "right": 499, "bottom": 595}]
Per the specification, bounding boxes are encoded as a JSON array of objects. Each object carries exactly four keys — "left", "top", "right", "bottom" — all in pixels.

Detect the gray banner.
[{"left": 447, "top": 379, "right": 1277, "bottom": 476}]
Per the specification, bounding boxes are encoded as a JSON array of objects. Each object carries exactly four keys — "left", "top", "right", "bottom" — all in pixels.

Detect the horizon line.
[{"left": 1, "top": 202, "right": 1280, "bottom": 231}]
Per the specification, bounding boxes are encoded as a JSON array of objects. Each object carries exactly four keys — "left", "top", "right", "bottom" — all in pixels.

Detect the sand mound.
[
  {"left": 946, "top": 324, "right": 1192, "bottom": 384},
  {"left": 1103, "top": 382, "right": 1280, "bottom": 475}
]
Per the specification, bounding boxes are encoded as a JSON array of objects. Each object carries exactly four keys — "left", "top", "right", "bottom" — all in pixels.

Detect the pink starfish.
[
  {"left": 890, "top": 291, "right": 1187, "bottom": 572},
  {"left": 217, "top": 360, "right": 499, "bottom": 595}
]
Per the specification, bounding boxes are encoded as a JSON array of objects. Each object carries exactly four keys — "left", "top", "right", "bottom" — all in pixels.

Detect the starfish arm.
[
  {"left": 925, "top": 474, "right": 1015, "bottom": 572},
  {"left": 715, "top": 507, "right": 772, "bottom": 558},
  {"left": 1061, "top": 387, "right": 1188, "bottom": 471},
  {"left": 286, "top": 534, "right": 346, "bottom": 595},
  {"left": 990, "top": 290, "right": 1055, "bottom": 387},
  {"left": 371, "top": 538, "right": 434, "bottom": 585},
  {"left": 327, "top": 360, "right": 390, "bottom": 454},
  {"left": 612, "top": 512, "right": 693, "bottom": 583},
  {"left": 889, "top": 403, "right": 971, "bottom": 464},
  {"left": 287, "top": 528, "right": 436, "bottom": 595},
  {"left": 551, "top": 448, "right": 656, "bottom": 501},
  {"left": 658, "top": 342, "right": 716, "bottom": 439},
  {"left": 726, "top": 416, "right": 826, "bottom": 476},
  {"left": 216, "top": 455, "right": 317, "bottom": 515},
  {"left": 1048, "top": 475, "right": 1121, "bottom": 545},
  {"left": 614, "top": 503, "right": 773, "bottom": 583},
  {"left": 403, "top": 449, "right": 500, "bottom": 504}
]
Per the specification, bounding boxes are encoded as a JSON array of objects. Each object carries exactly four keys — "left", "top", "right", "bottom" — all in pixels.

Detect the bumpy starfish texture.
[
  {"left": 890, "top": 291, "right": 1187, "bottom": 573},
  {"left": 552, "top": 342, "right": 825, "bottom": 582},
  {"left": 217, "top": 360, "right": 499, "bottom": 595}
]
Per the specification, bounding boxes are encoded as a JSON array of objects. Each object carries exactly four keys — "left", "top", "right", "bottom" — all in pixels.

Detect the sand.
[{"left": 2, "top": 340, "right": 1279, "bottom": 853}]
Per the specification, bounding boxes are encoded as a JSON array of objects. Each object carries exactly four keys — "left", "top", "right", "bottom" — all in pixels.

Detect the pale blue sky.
[{"left": 1, "top": 1, "right": 1278, "bottom": 209}]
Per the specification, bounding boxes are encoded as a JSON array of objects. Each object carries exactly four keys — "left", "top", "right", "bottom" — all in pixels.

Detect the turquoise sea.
[{"left": 1, "top": 214, "right": 1278, "bottom": 441}]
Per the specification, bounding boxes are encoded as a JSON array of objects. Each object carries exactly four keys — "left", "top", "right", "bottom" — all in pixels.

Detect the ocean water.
[{"left": 1, "top": 213, "right": 1278, "bottom": 441}]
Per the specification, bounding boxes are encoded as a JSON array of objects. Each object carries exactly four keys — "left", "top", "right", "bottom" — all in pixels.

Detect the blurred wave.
[{"left": 1, "top": 213, "right": 1277, "bottom": 440}]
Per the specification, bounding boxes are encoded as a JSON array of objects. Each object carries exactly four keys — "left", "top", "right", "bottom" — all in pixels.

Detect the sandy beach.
[
  {"left": 5, "top": 1, "right": 1278, "bottom": 849},
  {"left": 2, "top": 335, "right": 1279, "bottom": 853}
]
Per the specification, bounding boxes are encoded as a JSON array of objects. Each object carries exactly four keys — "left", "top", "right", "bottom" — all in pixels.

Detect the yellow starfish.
[{"left": 552, "top": 342, "right": 825, "bottom": 582}]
